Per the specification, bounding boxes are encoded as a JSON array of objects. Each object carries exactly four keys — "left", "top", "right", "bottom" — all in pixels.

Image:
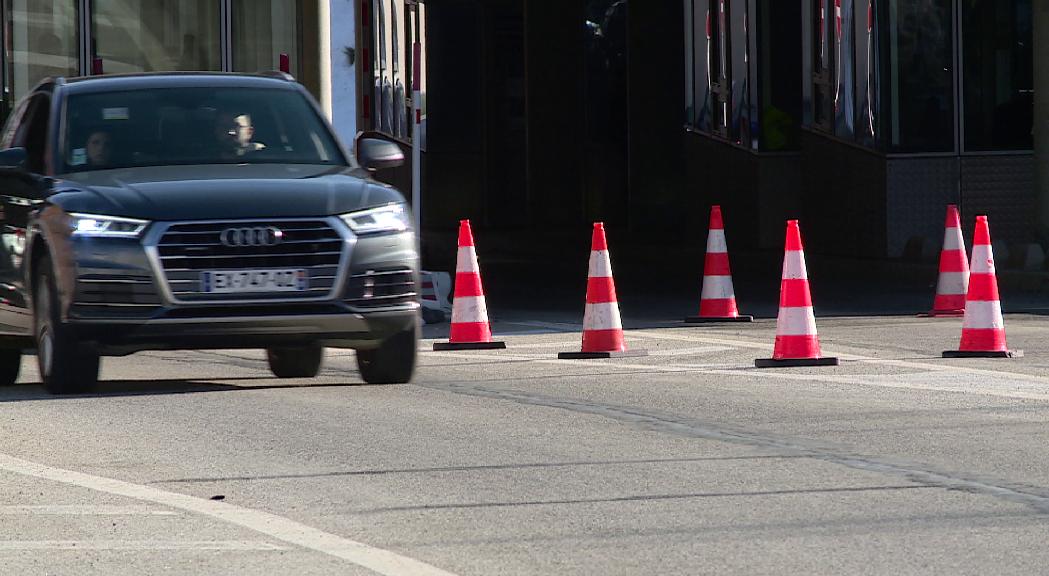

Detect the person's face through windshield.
[{"left": 85, "top": 131, "right": 112, "bottom": 165}]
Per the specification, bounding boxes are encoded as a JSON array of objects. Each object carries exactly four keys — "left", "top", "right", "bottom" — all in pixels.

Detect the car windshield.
[{"left": 62, "top": 86, "right": 345, "bottom": 172}]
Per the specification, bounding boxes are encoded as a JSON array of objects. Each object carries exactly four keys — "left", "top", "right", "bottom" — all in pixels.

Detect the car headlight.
[
  {"left": 339, "top": 203, "right": 411, "bottom": 234},
  {"left": 69, "top": 213, "right": 149, "bottom": 238}
]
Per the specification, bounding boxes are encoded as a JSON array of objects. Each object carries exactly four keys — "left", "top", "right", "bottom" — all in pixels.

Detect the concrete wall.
[{"left": 329, "top": 0, "right": 357, "bottom": 144}]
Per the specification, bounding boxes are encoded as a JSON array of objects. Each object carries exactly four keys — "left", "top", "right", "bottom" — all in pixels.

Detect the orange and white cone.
[
  {"left": 943, "top": 215, "right": 1021, "bottom": 358},
  {"left": 922, "top": 204, "right": 969, "bottom": 317},
  {"left": 559, "top": 223, "right": 646, "bottom": 359},
  {"left": 433, "top": 220, "right": 506, "bottom": 351},
  {"left": 755, "top": 220, "right": 838, "bottom": 368},
  {"left": 686, "top": 205, "right": 752, "bottom": 323}
]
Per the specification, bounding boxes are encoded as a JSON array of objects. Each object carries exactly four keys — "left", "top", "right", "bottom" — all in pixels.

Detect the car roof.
[{"left": 53, "top": 72, "right": 299, "bottom": 96}]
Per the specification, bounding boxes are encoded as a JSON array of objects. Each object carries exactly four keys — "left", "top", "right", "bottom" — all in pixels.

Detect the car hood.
[{"left": 49, "top": 164, "right": 405, "bottom": 220}]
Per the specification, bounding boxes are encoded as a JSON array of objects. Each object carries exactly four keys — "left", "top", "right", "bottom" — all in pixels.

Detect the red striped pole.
[
  {"left": 559, "top": 223, "right": 646, "bottom": 359},
  {"left": 686, "top": 206, "right": 752, "bottom": 323},
  {"left": 433, "top": 220, "right": 505, "bottom": 351},
  {"left": 943, "top": 216, "right": 1022, "bottom": 358},
  {"left": 756, "top": 220, "right": 838, "bottom": 368},
  {"left": 923, "top": 204, "right": 969, "bottom": 317}
]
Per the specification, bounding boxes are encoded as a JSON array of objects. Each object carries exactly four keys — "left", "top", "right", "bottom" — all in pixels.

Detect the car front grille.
[
  {"left": 154, "top": 219, "right": 346, "bottom": 302},
  {"left": 344, "top": 269, "right": 417, "bottom": 309}
]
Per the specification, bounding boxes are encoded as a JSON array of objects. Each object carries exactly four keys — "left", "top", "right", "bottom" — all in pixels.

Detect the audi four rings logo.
[{"left": 219, "top": 227, "right": 284, "bottom": 247}]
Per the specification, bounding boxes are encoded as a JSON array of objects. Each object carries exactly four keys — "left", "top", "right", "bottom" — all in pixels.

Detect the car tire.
[
  {"left": 356, "top": 323, "right": 418, "bottom": 384},
  {"left": 0, "top": 349, "right": 21, "bottom": 386},
  {"left": 35, "top": 258, "right": 100, "bottom": 395},
  {"left": 266, "top": 345, "right": 324, "bottom": 378}
]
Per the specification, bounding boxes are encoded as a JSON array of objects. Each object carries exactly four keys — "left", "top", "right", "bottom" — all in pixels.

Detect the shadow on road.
[{"left": 0, "top": 377, "right": 395, "bottom": 401}]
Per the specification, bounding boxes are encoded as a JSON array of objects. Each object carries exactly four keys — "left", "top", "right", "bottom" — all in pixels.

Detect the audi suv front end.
[{"left": 0, "top": 72, "right": 419, "bottom": 394}]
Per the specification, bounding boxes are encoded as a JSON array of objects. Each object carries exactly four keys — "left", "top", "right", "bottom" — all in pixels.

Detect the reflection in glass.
[
  {"left": 683, "top": 0, "right": 694, "bottom": 126},
  {"left": 962, "top": 0, "right": 1032, "bottom": 151},
  {"left": 692, "top": 1, "right": 713, "bottom": 132},
  {"left": 854, "top": 0, "right": 879, "bottom": 146},
  {"left": 5, "top": 0, "right": 79, "bottom": 109},
  {"left": 232, "top": 0, "right": 300, "bottom": 75},
  {"left": 833, "top": 0, "right": 854, "bottom": 138},
  {"left": 92, "top": 0, "right": 220, "bottom": 74},
  {"left": 729, "top": 0, "right": 748, "bottom": 145}
]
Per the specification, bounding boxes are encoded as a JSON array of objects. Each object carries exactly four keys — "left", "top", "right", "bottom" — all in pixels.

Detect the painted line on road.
[
  {"left": 427, "top": 345, "right": 1049, "bottom": 403},
  {"left": 0, "top": 540, "right": 285, "bottom": 551},
  {"left": 0, "top": 453, "right": 459, "bottom": 576},
  {"left": 0, "top": 504, "right": 176, "bottom": 516}
]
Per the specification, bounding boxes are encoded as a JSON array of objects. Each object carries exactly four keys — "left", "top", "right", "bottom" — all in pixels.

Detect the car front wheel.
[
  {"left": 356, "top": 324, "right": 417, "bottom": 384},
  {"left": 35, "top": 258, "right": 100, "bottom": 395}
]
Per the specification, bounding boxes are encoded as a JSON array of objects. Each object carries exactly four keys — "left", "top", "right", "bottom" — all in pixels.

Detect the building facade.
[{"left": 684, "top": 0, "right": 1035, "bottom": 257}]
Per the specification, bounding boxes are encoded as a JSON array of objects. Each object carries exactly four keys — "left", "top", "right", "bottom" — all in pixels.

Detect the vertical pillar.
[
  {"left": 1034, "top": 1, "right": 1049, "bottom": 231},
  {"left": 328, "top": 0, "right": 358, "bottom": 142},
  {"left": 317, "top": 0, "right": 333, "bottom": 120}
]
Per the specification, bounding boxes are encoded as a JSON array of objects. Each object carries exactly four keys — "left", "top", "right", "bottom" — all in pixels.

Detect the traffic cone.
[
  {"left": 686, "top": 205, "right": 753, "bottom": 323},
  {"left": 755, "top": 220, "right": 838, "bottom": 368},
  {"left": 922, "top": 204, "right": 969, "bottom": 317},
  {"left": 559, "top": 223, "right": 647, "bottom": 359},
  {"left": 433, "top": 220, "right": 506, "bottom": 351},
  {"left": 943, "top": 215, "right": 1022, "bottom": 358}
]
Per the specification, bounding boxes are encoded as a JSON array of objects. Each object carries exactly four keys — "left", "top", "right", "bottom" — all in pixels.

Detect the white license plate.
[{"left": 200, "top": 269, "right": 308, "bottom": 294}]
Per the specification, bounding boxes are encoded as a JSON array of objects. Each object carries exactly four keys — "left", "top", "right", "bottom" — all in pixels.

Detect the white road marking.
[
  {"left": 0, "top": 540, "right": 285, "bottom": 551},
  {"left": 427, "top": 324, "right": 1049, "bottom": 402},
  {"left": 0, "top": 504, "right": 176, "bottom": 515},
  {"left": 0, "top": 454, "right": 459, "bottom": 576}
]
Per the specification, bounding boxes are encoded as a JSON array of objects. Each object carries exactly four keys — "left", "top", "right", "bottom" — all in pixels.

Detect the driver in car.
[{"left": 213, "top": 111, "right": 266, "bottom": 159}]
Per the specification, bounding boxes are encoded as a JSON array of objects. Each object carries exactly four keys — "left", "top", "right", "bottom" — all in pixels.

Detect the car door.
[{"left": 0, "top": 94, "right": 52, "bottom": 333}]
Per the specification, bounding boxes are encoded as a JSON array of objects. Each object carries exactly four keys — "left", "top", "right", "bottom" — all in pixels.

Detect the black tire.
[
  {"left": 356, "top": 323, "right": 418, "bottom": 384},
  {"left": 35, "top": 258, "right": 100, "bottom": 394},
  {"left": 0, "top": 349, "right": 21, "bottom": 386},
  {"left": 266, "top": 345, "right": 324, "bottom": 378}
]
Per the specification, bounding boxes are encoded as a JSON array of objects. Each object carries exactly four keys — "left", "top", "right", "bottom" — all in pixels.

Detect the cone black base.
[
  {"left": 558, "top": 349, "right": 648, "bottom": 359},
  {"left": 754, "top": 357, "right": 839, "bottom": 368},
  {"left": 917, "top": 311, "right": 964, "bottom": 318},
  {"left": 433, "top": 341, "right": 507, "bottom": 351},
  {"left": 942, "top": 349, "right": 1023, "bottom": 358},
  {"left": 685, "top": 315, "right": 754, "bottom": 324}
]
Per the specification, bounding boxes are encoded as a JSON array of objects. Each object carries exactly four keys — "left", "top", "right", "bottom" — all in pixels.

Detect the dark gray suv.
[{"left": 0, "top": 72, "right": 420, "bottom": 394}]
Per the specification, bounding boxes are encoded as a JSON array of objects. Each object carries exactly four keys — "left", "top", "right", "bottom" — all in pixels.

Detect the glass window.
[
  {"left": 887, "top": 0, "right": 953, "bottom": 152},
  {"left": 729, "top": 0, "right": 749, "bottom": 146},
  {"left": 812, "top": 0, "right": 833, "bottom": 130},
  {"left": 962, "top": 0, "right": 1032, "bottom": 151},
  {"left": 232, "top": 0, "right": 300, "bottom": 75},
  {"left": 758, "top": 0, "right": 801, "bottom": 150},
  {"left": 4, "top": 0, "right": 79, "bottom": 112},
  {"left": 691, "top": 0, "right": 713, "bottom": 132},
  {"left": 683, "top": 0, "right": 694, "bottom": 126},
  {"left": 854, "top": 0, "right": 879, "bottom": 146},
  {"left": 61, "top": 87, "right": 344, "bottom": 173},
  {"left": 833, "top": 0, "right": 854, "bottom": 138},
  {"left": 91, "top": 0, "right": 220, "bottom": 74}
]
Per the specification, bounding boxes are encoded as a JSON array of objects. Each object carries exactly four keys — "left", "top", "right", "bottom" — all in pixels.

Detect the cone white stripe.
[
  {"left": 583, "top": 302, "right": 623, "bottom": 331},
  {"left": 588, "top": 250, "right": 613, "bottom": 278},
  {"left": 455, "top": 247, "right": 479, "bottom": 273},
  {"left": 935, "top": 272, "right": 969, "bottom": 296},
  {"left": 942, "top": 227, "right": 964, "bottom": 251},
  {"left": 970, "top": 245, "right": 995, "bottom": 274},
  {"left": 706, "top": 229, "right": 728, "bottom": 254},
  {"left": 700, "top": 275, "right": 736, "bottom": 300},
  {"left": 450, "top": 296, "right": 489, "bottom": 324},
  {"left": 775, "top": 306, "right": 818, "bottom": 336},
  {"left": 961, "top": 300, "right": 1003, "bottom": 330},
  {"left": 781, "top": 251, "right": 808, "bottom": 280}
]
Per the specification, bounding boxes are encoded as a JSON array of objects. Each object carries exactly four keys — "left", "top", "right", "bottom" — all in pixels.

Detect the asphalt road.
[{"left": 4, "top": 313, "right": 1049, "bottom": 575}]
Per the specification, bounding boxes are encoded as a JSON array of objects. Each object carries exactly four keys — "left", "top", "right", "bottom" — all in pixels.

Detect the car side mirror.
[
  {"left": 0, "top": 147, "right": 27, "bottom": 170},
  {"left": 356, "top": 137, "right": 404, "bottom": 171}
]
